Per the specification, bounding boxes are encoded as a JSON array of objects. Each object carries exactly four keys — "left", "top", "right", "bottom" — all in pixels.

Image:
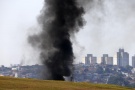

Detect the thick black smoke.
[{"left": 29, "top": 0, "right": 84, "bottom": 80}]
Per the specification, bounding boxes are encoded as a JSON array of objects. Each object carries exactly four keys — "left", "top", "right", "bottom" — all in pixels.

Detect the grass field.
[{"left": 0, "top": 76, "right": 134, "bottom": 90}]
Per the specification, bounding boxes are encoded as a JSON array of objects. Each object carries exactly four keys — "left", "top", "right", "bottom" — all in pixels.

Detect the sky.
[
  {"left": 0, "top": 0, "right": 135, "bottom": 66},
  {"left": 0, "top": 0, "right": 44, "bottom": 66}
]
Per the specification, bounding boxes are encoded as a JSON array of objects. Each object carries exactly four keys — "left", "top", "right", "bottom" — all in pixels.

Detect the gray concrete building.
[
  {"left": 85, "top": 54, "right": 97, "bottom": 65},
  {"left": 117, "top": 49, "right": 129, "bottom": 67},
  {"left": 132, "top": 55, "right": 135, "bottom": 68},
  {"left": 101, "top": 54, "right": 113, "bottom": 65}
]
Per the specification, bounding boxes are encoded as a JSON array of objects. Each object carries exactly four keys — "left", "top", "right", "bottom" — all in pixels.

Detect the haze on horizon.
[{"left": 0, "top": 0, "right": 135, "bottom": 66}]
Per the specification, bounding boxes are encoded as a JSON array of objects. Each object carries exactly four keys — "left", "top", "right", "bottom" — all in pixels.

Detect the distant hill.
[{"left": 0, "top": 77, "right": 133, "bottom": 90}]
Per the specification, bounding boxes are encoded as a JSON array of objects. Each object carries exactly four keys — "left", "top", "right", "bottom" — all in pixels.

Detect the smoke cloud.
[{"left": 28, "top": 0, "right": 84, "bottom": 80}]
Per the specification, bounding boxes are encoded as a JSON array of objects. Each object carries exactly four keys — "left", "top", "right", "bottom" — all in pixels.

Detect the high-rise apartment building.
[
  {"left": 85, "top": 54, "right": 97, "bottom": 65},
  {"left": 132, "top": 55, "right": 135, "bottom": 68},
  {"left": 117, "top": 49, "right": 129, "bottom": 67},
  {"left": 101, "top": 54, "right": 113, "bottom": 65}
]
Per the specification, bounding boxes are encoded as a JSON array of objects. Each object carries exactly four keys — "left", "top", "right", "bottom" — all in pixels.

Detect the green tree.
[
  {"left": 96, "top": 66, "right": 104, "bottom": 74},
  {"left": 108, "top": 74, "right": 129, "bottom": 86}
]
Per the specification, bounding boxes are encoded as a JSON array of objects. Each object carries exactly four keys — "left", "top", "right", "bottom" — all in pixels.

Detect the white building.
[
  {"left": 97, "top": 57, "right": 102, "bottom": 64},
  {"left": 82, "top": 57, "right": 85, "bottom": 64},
  {"left": 113, "top": 54, "right": 117, "bottom": 65}
]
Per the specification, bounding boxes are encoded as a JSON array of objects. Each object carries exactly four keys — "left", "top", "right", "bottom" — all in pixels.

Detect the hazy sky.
[
  {"left": 0, "top": 0, "right": 135, "bottom": 66},
  {"left": 0, "top": 0, "right": 44, "bottom": 66}
]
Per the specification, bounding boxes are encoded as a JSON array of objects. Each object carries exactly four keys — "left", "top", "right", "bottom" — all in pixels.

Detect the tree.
[
  {"left": 96, "top": 66, "right": 104, "bottom": 74},
  {"left": 108, "top": 74, "right": 129, "bottom": 86}
]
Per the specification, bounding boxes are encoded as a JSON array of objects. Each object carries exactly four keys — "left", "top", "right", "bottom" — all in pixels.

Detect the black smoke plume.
[{"left": 28, "top": 0, "right": 84, "bottom": 80}]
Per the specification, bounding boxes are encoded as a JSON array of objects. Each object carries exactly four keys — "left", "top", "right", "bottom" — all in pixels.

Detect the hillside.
[{"left": 0, "top": 77, "right": 134, "bottom": 90}]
